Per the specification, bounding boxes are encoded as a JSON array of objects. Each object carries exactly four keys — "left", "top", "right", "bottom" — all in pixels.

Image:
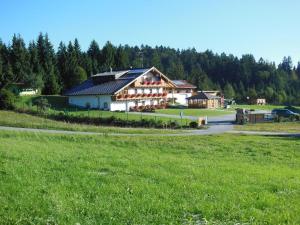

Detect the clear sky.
[{"left": 0, "top": 0, "right": 299, "bottom": 65}]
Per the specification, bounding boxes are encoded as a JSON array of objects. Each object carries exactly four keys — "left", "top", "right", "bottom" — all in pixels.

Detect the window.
[
  {"left": 150, "top": 89, "right": 153, "bottom": 94},
  {"left": 135, "top": 101, "right": 138, "bottom": 106},
  {"left": 103, "top": 102, "right": 108, "bottom": 109},
  {"left": 142, "top": 101, "right": 145, "bottom": 106},
  {"left": 134, "top": 89, "right": 138, "bottom": 94}
]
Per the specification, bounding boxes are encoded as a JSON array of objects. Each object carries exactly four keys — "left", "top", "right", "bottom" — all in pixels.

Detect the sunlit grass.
[{"left": 0, "top": 132, "right": 299, "bottom": 224}]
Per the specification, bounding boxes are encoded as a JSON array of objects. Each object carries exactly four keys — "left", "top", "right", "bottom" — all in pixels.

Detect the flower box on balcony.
[
  {"left": 145, "top": 81, "right": 151, "bottom": 85},
  {"left": 162, "top": 93, "right": 167, "bottom": 97},
  {"left": 147, "top": 93, "right": 152, "bottom": 97},
  {"left": 156, "top": 81, "right": 161, "bottom": 85},
  {"left": 124, "top": 94, "right": 128, "bottom": 98},
  {"left": 152, "top": 93, "right": 157, "bottom": 97}
]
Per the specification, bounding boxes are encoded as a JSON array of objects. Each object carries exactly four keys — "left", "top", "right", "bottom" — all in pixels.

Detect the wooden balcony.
[
  {"left": 115, "top": 92, "right": 168, "bottom": 101},
  {"left": 136, "top": 81, "right": 164, "bottom": 87}
]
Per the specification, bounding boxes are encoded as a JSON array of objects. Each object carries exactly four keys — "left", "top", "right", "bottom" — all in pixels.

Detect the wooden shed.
[{"left": 187, "top": 92, "right": 221, "bottom": 109}]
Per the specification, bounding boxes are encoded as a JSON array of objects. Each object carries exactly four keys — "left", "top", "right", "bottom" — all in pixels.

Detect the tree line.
[{"left": 1, "top": 33, "right": 300, "bottom": 105}]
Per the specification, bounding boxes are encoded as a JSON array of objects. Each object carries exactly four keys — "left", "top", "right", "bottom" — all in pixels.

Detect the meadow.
[{"left": 0, "top": 131, "right": 299, "bottom": 224}]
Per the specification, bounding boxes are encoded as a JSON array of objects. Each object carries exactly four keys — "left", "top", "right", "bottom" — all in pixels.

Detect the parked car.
[{"left": 271, "top": 109, "right": 300, "bottom": 121}]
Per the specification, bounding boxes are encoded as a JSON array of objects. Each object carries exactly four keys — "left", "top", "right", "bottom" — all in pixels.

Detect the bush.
[
  {"left": 0, "top": 89, "right": 16, "bottom": 110},
  {"left": 33, "top": 97, "right": 51, "bottom": 112},
  {"left": 189, "top": 121, "right": 198, "bottom": 128},
  {"left": 169, "top": 121, "right": 179, "bottom": 129}
]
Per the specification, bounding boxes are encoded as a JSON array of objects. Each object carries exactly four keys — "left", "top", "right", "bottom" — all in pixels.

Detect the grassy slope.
[
  {"left": 235, "top": 122, "right": 300, "bottom": 133},
  {"left": 0, "top": 110, "right": 178, "bottom": 134},
  {"left": 0, "top": 132, "right": 299, "bottom": 224}
]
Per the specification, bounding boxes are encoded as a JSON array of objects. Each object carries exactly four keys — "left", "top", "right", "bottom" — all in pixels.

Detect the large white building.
[{"left": 65, "top": 67, "right": 176, "bottom": 111}]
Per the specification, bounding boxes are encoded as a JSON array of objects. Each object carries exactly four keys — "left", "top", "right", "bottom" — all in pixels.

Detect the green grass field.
[
  {"left": 156, "top": 108, "right": 233, "bottom": 117},
  {"left": 17, "top": 95, "right": 193, "bottom": 123},
  {"left": 0, "top": 131, "right": 299, "bottom": 224},
  {"left": 232, "top": 104, "right": 292, "bottom": 111},
  {"left": 0, "top": 110, "right": 179, "bottom": 134},
  {"left": 235, "top": 122, "right": 300, "bottom": 133}
]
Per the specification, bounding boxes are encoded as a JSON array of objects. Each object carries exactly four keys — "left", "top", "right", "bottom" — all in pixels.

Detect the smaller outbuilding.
[
  {"left": 167, "top": 80, "right": 196, "bottom": 105},
  {"left": 254, "top": 98, "right": 266, "bottom": 105},
  {"left": 186, "top": 91, "right": 222, "bottom": 109}
]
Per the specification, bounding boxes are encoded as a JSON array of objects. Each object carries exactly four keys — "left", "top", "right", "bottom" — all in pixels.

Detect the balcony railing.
[
  {"left": 139, "top": 81, "right": 162, "bottom": 86},
  {"left": 116, "top": 92, "right": 167, "bottom": 100}
]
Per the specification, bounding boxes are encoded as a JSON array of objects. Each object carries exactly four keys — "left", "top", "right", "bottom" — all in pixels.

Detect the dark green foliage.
[
  {"left": 0, "top": 89, "right": 16, "bottom": 109},
  {"left": 1, "top": 34, "right": 300, "bottom": 104},
  {"left": 33, "top": 97, "right": 51, "bottom": 112},
  {"left": 189, "top": 121, "right": 198, "bottom": 128},
  {"left": 223, "top": 83, "right": 235, "bottom": 99}
]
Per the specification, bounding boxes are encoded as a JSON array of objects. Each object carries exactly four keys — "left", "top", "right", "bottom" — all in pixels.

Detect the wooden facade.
[{"left": 187, "top": 92, "right": 222, "bottom": 109}]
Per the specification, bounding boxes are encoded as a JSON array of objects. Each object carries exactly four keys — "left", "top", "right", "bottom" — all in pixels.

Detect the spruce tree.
[
  {"left": 87, "top": 40, "right": 101, "bottom": 74},
  {"left": 102, "top": 41, "right": 115, "bottom": 71}
]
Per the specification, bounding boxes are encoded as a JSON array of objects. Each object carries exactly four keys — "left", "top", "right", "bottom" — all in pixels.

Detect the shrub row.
[{"left": 15, "top": 108, "right": 201, "bottom": 129}]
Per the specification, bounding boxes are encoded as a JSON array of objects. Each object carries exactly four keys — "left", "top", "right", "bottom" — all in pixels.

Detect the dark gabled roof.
[
  {"left": 64, "top": 68, "right": 150, "bottom": 96},
  {"left": 172, "top": 80, "right": 196, "bottom": 89},
  {"left": 64, "top": 78, "right": 134, "bottom": 96},
  {"left": 186, "top": 92, "right": 221, "bottom": 100}
]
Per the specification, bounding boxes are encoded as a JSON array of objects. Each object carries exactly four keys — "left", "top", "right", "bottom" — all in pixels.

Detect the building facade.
[
  {"left": 186, "top": 91, "right": 223, "bottom": 109},
  {"left": 167, "top": 80, "right": 196, "bottom": 105},
  {"left": 65, "top": 67, "right": 175, "bottom": 111}
]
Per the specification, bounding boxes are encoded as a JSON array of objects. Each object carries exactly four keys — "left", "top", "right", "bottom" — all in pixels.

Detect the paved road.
[
  {"left": 0, "top": 124, "right": 233, "bottom": 136},
  {"left": 1, "top": 123, "right": 299, "bottom": 137}
]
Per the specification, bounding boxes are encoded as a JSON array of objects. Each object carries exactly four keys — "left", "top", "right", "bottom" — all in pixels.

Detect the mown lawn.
[
  {"left": 156, "top": 108, "right": 233, "bottom": 117},
  {"left": 232, "top": 104, "right": 291, "bottom": 111},
  {"left": 235, "top": 122, "right": 300, "bottom": 133},
  {"left": 0, "top": 132, "right": 299, "bottom": 224},
  {"left": 0, "top": 110, "right": 179, "bottom": 134}
]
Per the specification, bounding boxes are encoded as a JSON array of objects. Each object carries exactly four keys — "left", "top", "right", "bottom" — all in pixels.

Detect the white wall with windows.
[{"left": 68, "top": 95, "right": 112, "bottom": 110}]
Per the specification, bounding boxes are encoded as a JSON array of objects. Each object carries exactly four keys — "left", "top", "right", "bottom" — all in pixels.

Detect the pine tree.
[
  {"left": 102, "top": 41, "right": 115, "bottom": 71},
  {"left": 36, "top": 33, "right": 60, "bottom": 94},
  {"left": 223, "top": 83, "right": 235, "bottom": 99},
  {"left": 27, "top": 41, "right": 44, "bottom": 89},
  {"left": 10, "top": 34, "right": 30, "bottom": 85},
  {"left": 115, "top": 46, "right": 129, "bottom": 70},
  {"left": 87, "top": 40, "right": 101, "bottom": 74},
  {"left": 57, "top": 42, "right": 68, "bottom": 90}
]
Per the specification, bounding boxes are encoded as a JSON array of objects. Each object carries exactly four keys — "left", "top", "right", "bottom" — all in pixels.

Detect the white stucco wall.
[
  {"left": 19, "top": 89, "right": 39, "bottom": 96},
  {"left": 68, "top": 95, "right": 112, "bottom": 110},
  {"left": 167, "top": 93, "right": 192, "bottom": 105}
]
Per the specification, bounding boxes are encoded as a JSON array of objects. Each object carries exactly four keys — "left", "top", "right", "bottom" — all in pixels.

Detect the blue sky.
[{"left": 0, "top": 0, "right": 299, "bottom": 65}]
